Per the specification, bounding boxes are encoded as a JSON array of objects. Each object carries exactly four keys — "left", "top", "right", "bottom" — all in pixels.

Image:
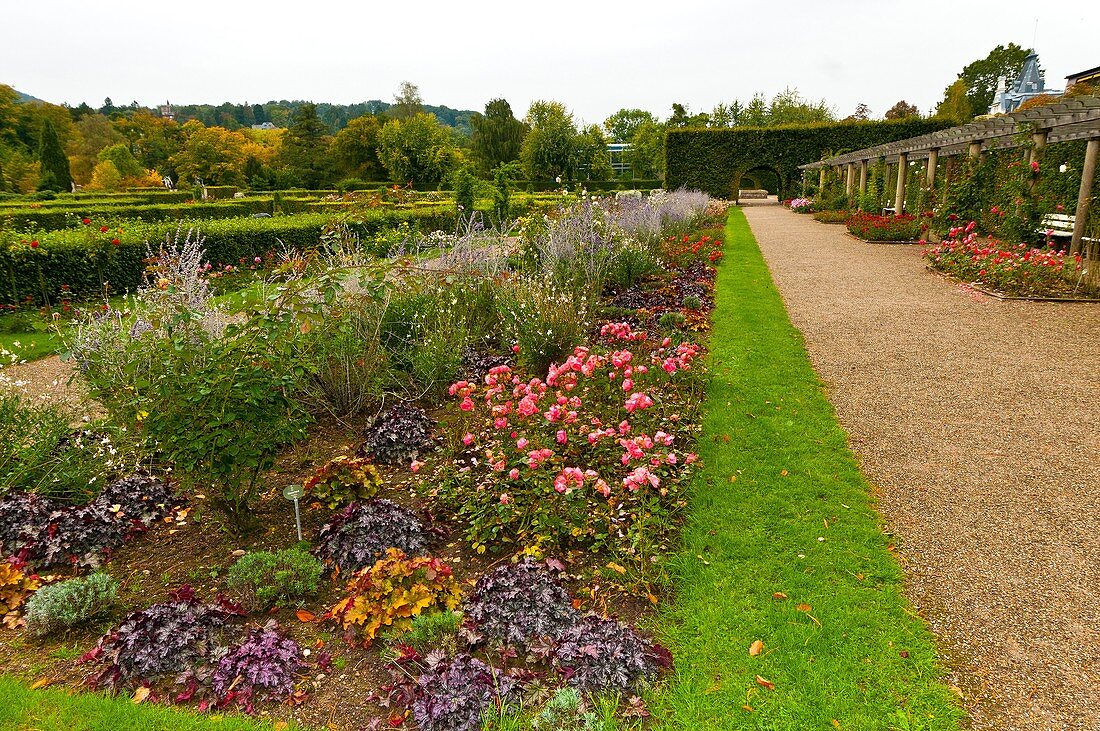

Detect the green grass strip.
[
  {"left": 0, "top": 676, "right": 298, "bottom": 731},
  {"left": 652, "top": 208, "right": 964, "bottom": 730}
]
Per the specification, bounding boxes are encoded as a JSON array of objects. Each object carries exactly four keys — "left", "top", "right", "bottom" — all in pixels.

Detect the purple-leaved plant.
[
  {"left": 464, "top": 558, "right": 578, "bottom": 648},
  {"left": 552, "top": 614, "right": 673, "bottom": 694},
  {"left": 314, "top": 499, "right": 426, "bottom": 574},
  {"left": 211, "top": 622, "right": 304, "bottom": 713},
  {"left": 412, "top": 653, "right": 520, "bottom": 731}
]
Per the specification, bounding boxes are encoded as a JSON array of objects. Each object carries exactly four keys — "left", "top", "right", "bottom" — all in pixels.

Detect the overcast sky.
[{"left": 3, "top": 0, "right": 1096, "bottom": 124}]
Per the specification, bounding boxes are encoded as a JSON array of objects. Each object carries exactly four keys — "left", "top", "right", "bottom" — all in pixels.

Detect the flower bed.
[
  {"left": 846, "top": 212, "right": 922, "bottom": 242},
  {"left": 0, "top": 190, "right": 724, "bottom": 729},
  {"left": 812, "top": 209, "right": 852, "bottom": 224},
  {"left": 789, "top": 198, "right": 813, "bottom": 213},
  {"left": 924, "top": 221, "right": 1098, "bottom": 298}
]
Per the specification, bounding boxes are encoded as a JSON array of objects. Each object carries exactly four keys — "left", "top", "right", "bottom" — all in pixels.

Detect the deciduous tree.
[{"left": 470, "top": 99, "right": 526, "bottom": 174}]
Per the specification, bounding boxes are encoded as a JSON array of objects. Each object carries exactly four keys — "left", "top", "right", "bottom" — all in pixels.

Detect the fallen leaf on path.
[
  {"left": 755, "top": 675, "right": 775, "bottom": 690},
  {"left": 748, "top": 639, "right": 763, "bottom": 656}
]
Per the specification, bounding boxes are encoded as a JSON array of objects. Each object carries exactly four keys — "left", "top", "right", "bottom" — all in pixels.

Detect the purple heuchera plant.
[
  {"left": 1, "top": 475, "right": 178, "bottom": 569},
  {"left": 358, "top": 404, "right": 435, "bottom": 465},
  {"left": 211, "top": 622, "right": 303, "bottom": 712},
  {"left": 464, "top": 558, "right": 578, "bottom": 647},
  {"left": 84, "top": 586, "right": 239, "bottom": 688},
  {"left": 314, "top": 499, "right": 426, "bottom": 574},
  {"left": 0, "top": 492, "right": 56, "bottom": 558},
  {"left": 552, "top": 615, "right": 673, "bottom": 694},
  {"left": 412, "top": 653, "right": 520, "bottom": 731}
]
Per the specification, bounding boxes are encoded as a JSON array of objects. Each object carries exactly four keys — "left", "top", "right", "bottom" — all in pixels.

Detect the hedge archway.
[{"left": 665, "top": 119, "right": 953, "bottom": 200}]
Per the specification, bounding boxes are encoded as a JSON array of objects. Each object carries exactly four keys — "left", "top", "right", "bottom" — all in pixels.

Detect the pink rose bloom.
[
  {"left": 460, "top": 396, "right": 475, "bottom": 412},
  {"left": 516, "top": 437, "right": 529, "bottom": 450},
  {"left": 556, "top": 430, "right": 568, "bottom": 444},
  {"left": 462, "top": 433, "right": 475, "bottom": 446},
  {"left": 622, "top": 378, "right": 634, "bottom": 392},
  {"left": 508, "top": 468, "right": 520, "bottom": 480},
  {"left": 410, "top": 460, "right": 424, "bottom": 473},
  {"left": 500, "top": 493, "right": 512, "bottom": 505}
]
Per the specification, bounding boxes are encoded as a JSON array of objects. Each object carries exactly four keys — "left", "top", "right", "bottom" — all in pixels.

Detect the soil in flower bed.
[{"left": 0, "top": 413, "right": 655, "bottom": 729}]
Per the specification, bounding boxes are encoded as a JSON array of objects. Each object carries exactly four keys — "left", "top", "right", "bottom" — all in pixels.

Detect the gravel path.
[{"left": 742, "top": 202, "right": 1100, "bottom": 731}]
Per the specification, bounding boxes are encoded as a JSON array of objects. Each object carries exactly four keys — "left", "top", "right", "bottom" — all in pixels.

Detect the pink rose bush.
[{"left": 426, "top": 322, "right": 702, "bottom": 555}]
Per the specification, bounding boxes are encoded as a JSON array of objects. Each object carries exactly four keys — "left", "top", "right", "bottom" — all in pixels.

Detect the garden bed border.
[{"left": 924, "top": 265, "right": 1100, "bottom": 302}]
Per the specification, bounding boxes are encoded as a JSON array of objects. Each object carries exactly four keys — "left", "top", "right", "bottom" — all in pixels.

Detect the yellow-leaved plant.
[{"left": 329, "top": 548, "right": 461, "bottom": 645}]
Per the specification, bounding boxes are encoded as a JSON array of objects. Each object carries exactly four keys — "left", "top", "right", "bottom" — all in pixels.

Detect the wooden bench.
[{"left": 1038, "top": 213, "right": 1098, "bottom": 254}]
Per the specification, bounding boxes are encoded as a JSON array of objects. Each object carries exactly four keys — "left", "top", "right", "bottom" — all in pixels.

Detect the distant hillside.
[{"left": 12, "top": 88, "right": 42, "bottom": 103}]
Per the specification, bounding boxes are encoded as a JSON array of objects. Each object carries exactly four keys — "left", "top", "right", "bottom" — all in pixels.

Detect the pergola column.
[
  {"left": 968, "top": 141, "right": 982, "bottom": 159},
  {"left": 846, "top": 162, "right": 856, "bottom": 199},
  {"left": 1029, "top": 130, "right": 1048, "bottom": 165},
  {"left": 894, "top": 153, "right": 909, "bottom": 213},
  {"left": 859, "top": 160, "right": 868, "bottom": 196},
  {"left": 802, "top": 170, "right": 808, "bottom": 197},
  {"left": 818, "top": 166, "right": 826, "bottom": 193},
  {"left": 1070, "top": 137, "right": 1100, "bottom": 257},
  {"left": 926, "top": 148, "right": 939, "bottom": 189}
]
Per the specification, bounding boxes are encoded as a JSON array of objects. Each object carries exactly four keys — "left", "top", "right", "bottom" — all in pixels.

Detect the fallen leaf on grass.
[
  {"left": 132, "top": 686, "right": 151, "bottom": 704},
  {"left": 772, "top": 592, "right": 788, "bottom": 600},
  {"left": 295, "top": 609, "right": 316, "bottom": 622},
  {"left": 780, "top": 469, "right": 788, "bottom": 477},
  {"left": 755, "top": 675, "right": 775, "bottom": 690},
  {"left": 796, "top": 603, "right": 812, "bottom": 612},
  {"left": 30, "top": 677, "right": 51, "bottom": 689},
  {"left": 832, "top": 720, "right": 841, "bottom": 729},
  {"left": 741, "top": 704, "right": 754, "bottom": 711},
  {"left": 748, "top": 639, "right": 763, "bottom": 656},
  {"left": 606, "top": 562, "right": 627, "bottom": 575},
  {"left": 273, "top": 723, "right": 289, "bottom": 731}
]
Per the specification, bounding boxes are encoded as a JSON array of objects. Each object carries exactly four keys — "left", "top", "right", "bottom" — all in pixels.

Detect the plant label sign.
[{"left": 283, "top": 484, "right": 304, "bottom": 541}]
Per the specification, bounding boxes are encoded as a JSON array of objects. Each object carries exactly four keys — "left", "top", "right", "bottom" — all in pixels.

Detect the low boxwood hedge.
[{"left": 0, "top": 206, "right": 457, "bottom": 305}]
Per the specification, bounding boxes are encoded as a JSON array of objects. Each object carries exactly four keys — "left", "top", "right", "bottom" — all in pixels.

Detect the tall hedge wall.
[{"left": 665, "top": 119, "right": 954, "bottom": 199}]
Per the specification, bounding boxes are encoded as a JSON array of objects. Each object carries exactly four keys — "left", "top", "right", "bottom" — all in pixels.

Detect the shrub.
[
  {"left": 358, "top": 404, "right": 435, "bottom": 465},
  {"left": 0, "top": 397, "right": 117, "bottom": 503},
  {"left": 464, "top": 558, "right": 578, "bottom": 648},
  {"left": 495, "top": 278, "right": 588, "bottom": 376},
  {"left": 329, "top": 548, "right": 461, "bottom": 644},
  {"left": 226, "top": 547, "right": 323, "bottom": 611},
  {"left": 302, "top": 455, "right": 383, "bottom": 509},
  {"left": 314, "top": 499, "right": 426, "bottom": 575},
  {"left": 412, "top": 653, "right": 521, "bottom": 731},
  {"left": 71, "top": 232, "right": 312, "bottom": 531},
  {"left": 606, "top": 244, "right": 661, "bottom": 293},
  {"left": 435, "top": 325, "right": 702, "bottom": 555},
  {"left": 211, "top": 623, "right": 304, "bottom": 711},
  {"left": 846, "top": 213, "right": 921, "bottom": 241},
  {"left": 924, "top": 222, "right": 1095, "bottom": 297},
  {"left": 24, "top": 573, "right": 118, "bottom": 635},
  {"left": 1, "top": 561, "right": 41, "bottom": 623},
  {"left": 552, "top": 615, "right": 672, "bottom": 694},
  {"left": 389, "top": 610, "right": 462, "bottom": 654},
  {"left": 85, "top": 586, "right": 240, "bottom": 688},
  {"left": 657, "top": 311, "right": 686, "bottom": 330},
  {"left": 812, "top": 209, "right": 852, "bottom": 224},
  {"left": 682, "top": 294, "right": 703, "bottom": 310}
]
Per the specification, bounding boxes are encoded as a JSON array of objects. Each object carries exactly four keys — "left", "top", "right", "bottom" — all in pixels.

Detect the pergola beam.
[{"left": 798, "top": 96, "right": 1100, "bottom": 171}]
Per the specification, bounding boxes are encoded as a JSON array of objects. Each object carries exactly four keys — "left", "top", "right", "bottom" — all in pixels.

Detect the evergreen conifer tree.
[{"left": 37, "top": 119, "right": 72, "bottom": 191}]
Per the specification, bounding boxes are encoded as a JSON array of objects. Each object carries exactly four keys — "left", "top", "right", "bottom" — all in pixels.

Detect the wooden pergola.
[{"left": 799, "top": 96, "right": 1100, "bottom": 255}]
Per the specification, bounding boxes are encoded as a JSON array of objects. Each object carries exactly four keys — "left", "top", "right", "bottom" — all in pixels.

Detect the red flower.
[
  {"left": 99, "top": 225, "right": 109, "bottom": 233},
  {"left": 30, "top": 240, "right": 39, "bottom": 248},
  {"left": 111, "top": 238, "right": 120, "bottom": 245},
  {"left": 81, "top": 217, "right": 91, "bottom": 225}
]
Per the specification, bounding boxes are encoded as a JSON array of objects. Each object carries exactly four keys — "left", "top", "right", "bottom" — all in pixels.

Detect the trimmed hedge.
[
  {"left": 665, "top": 119, "right": 953, "bottom": 199},
  {"left": 0, "top": 206, "right": 457, "bottom": 305}
]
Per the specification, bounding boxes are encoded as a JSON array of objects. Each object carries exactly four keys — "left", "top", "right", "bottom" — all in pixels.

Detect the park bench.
[
  {"left": 738, "top": 189, "right": 769, "bottom": 200},
  {"left": 1038, "top": 213, "right": 1098, "bottom": 255}
]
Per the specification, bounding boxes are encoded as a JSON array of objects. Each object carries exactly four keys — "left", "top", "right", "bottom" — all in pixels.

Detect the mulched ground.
[{"left": 743, "top": 201, "right": 1100, "bottom": 731}]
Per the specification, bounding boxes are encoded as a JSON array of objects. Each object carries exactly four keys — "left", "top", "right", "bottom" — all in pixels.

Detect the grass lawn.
[
  {"left": 0, "top": 332, "right": 61, "bottom": 363},
  {"left": 651, "top": 208, "right": 964, "bottom": 730},
  {"left": 0, "top": 677, "right": 295, "bottom": 731}
]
